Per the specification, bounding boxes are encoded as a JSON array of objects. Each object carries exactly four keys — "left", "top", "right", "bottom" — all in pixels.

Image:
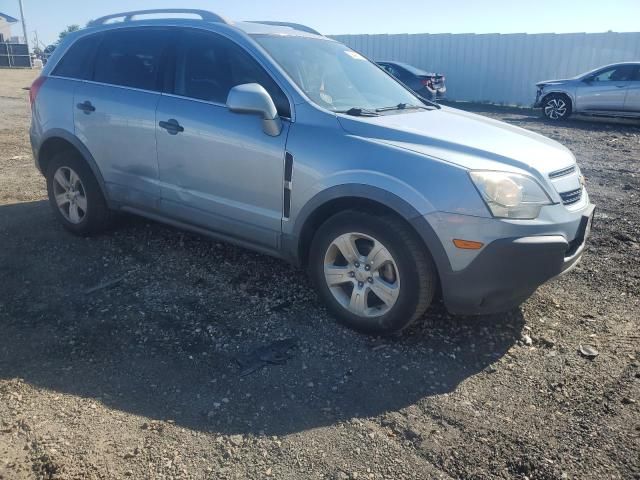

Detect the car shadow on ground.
[{"left": 0, "top": 200, "right": 524, "bottom": 436}]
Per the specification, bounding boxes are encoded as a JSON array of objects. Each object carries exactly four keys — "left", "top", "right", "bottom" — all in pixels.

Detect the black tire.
[
  {"left": 541, "top": 93, "right": 572, "bottom": 121},
  {"left": 309, "top": 210, "right": 437, "bottom": 335},
  {"left": 46, "top": 150, "right": 112, "bottom": 235}
]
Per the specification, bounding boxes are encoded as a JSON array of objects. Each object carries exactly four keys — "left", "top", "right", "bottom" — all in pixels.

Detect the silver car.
[
  {"left": 29, "top": 9, "right": 594, "bottom": 335},
  {"left": 535, "top": 62, "right": 640, "bottom": 120}
]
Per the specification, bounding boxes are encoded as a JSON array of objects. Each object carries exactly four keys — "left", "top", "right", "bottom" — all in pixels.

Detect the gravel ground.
[{"left": 0, "top": 69, "right": 639, "bottom": 480}]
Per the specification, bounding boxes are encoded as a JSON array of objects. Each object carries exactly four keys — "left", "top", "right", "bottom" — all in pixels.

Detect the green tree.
[{"left": 57, "top": 25, "right": 80, "bottom": 44}]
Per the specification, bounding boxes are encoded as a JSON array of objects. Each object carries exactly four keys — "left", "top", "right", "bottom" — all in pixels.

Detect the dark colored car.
[{"left": 377, "top": 61, "right": 446, "bottom": 101}]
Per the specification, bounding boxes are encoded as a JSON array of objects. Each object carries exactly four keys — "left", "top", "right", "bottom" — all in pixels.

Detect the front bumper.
[
  {"left": 533, "top": 88, "right": 544, "bottom": 108},
  {"left": 425, "top": 204, "right": 595, "bottom": 315}
]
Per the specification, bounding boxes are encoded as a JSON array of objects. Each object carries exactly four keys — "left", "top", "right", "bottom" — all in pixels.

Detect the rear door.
[
  {"left": 155, "top": 29, "right": 291, "bottom": 249},
  {"left": 576, "top": 64, "right": 635, "bottom": 112},
  {"left": 622, "top": 65, "right": 640, "bottom": 114},
  {"left": 44, "top": 33, "right": 103, "bottom": 139},
  {"left": 74, "top": 28, "right": 172, "bottom": 210}
]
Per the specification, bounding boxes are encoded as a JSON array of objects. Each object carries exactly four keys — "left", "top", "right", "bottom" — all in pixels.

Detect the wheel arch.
[
  {"left": 286, "top": 184, "right": 452, "bottom": 284},
  {"left": 540, "top": 90, "right": 574, "bottom": 110},
  {"left": 37, "top": 129, "right": 110, "bottom": 205}
]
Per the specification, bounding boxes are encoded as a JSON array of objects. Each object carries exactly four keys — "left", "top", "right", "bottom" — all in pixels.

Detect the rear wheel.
[
  {"left": 309, "top": 210, "right": 437, "bottom": 335},
  {"left": 542, "top": 94, "right": 572, "bottom": 120},
  {"left": 46, "top": 150, "right": 111, "bottom": 235}
]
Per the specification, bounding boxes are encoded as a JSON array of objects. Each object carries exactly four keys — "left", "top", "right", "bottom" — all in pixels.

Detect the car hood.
[
  {"left": 536, "top": 78, "right": 573, "bottom": 87},
  {"left": 336, "top": 106, "right": 576, "bottom": 176}
]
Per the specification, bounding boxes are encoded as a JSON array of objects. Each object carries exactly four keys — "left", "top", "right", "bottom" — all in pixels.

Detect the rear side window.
[
  {"left": 381, "top": 64, "right": 398, "bottom": 76},
  {"left": 52, "top": 34, "right": 101, "bottom": 80},
  {"left": 380, "top": 64, "right": 409, "bottom": 82},
  {"left": 390, "top": 65, "right": 409, "bottom": 81},
  {"left": 93, "top": 29, "right": 169, "bottom": 91},
  {"left": 174, "top": 30, "right": 291, "bottom": 117}
]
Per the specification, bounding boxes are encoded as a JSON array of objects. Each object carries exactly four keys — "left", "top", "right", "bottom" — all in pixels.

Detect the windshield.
[{"left": 253, "top": 35, "right": 420, "bottom": 112}]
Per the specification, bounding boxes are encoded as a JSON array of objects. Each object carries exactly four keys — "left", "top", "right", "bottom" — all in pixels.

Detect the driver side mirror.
[{"left": 226, "top": 83, "right": 282, "bottom": 137}]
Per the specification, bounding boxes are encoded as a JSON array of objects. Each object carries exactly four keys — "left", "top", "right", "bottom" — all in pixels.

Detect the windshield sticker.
[
  {"left": 345, "top": 51, "right": 365, "bottom": 60},
  {"left": 320, "top": 91, "right": 334, "bottom": 104}
]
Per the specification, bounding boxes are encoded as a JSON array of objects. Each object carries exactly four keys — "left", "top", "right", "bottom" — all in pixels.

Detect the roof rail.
[
  {"left": 88, "top": 9, "right": 230, "bottom": 27},
  {"left": 248, "top": 21, "right": 321, "bottom": 36}
]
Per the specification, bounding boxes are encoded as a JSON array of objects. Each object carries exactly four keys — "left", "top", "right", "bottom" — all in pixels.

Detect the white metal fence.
[{"left": 331, "top": 32, "right": 640, "bottom": 106}]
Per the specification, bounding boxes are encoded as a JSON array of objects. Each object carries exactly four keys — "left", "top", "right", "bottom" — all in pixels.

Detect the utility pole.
[{"left": 18, "top": 0, "right": 32, "bottom": 67}]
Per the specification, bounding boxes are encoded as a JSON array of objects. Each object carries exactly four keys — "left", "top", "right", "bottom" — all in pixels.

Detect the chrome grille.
[
  {"left": 560, "top": 188, "right": 582, "bottom": 205},
  {"left": 549, "top": 165, "right": 576, "bottom": 179}
]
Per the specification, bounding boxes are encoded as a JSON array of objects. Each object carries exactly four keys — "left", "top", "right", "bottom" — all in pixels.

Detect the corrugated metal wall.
[{"left": 331, "top": 32, "right": 640, "bottom": 106}]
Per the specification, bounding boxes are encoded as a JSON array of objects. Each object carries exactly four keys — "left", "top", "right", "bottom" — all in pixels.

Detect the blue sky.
[{"left": 1, "top": 0, "right": 639, "bottom": 47}]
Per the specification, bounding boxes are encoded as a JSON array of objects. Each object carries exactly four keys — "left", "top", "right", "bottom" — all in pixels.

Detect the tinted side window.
[
  {"left": 93, "top": 29, "right": 169, "bottom": 91},
  {"left": 382, "top": 64, "right": 398, "bottom": 76},
  {"left": 52, "top": 34, "right": 102, "bottom": 80},
  {"left": 594, "top": 65, "right": 635, "bottom": 82},
  {"left": 393, "top": 67, "right": 411, "bottom": 82},
  {"left": 382, "top": 64, "right": 407, "bottom": 82},
  {"left": 175, "top": 31, "right": 291, "bottom": 117}
]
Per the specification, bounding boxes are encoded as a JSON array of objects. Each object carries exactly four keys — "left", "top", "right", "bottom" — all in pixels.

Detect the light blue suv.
[{"left": 29, "top": 9, "right": 595, "bottom": 334}]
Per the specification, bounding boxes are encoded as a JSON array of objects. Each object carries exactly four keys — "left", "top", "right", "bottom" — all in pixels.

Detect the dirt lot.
[{"left": 0, "top": 69, "right": 639, "bottom": 479}]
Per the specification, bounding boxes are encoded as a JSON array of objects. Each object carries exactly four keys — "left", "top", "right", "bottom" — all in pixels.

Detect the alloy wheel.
[
  {"left": 323, "top": 232, "right": 400, "bottom": 318},
  {"left": 544, "top": 98, "right": 567, "bottom": 119},
  {"left": 52, "top": 166, "right": 87, "bottom": 224}
]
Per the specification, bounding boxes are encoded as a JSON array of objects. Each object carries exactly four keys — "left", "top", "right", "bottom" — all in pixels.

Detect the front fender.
[
  {"left": 307, "top": 170, "right": 436, "bottom": 219},
  {"left": 290, "top": 181, "right": 429, "bottom": 238},
  {"left": 284, "top": 182, "right": 453, "bottom": 282},
  {"left": 539, "top": 87, "right": 577, "bottom": 108}
]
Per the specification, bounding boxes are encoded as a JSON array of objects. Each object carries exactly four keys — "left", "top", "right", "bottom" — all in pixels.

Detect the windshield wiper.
[
  {"left": 337, "top": 107, "right": 380, "bottom": 117},
  {"left": 375, "top": 103, "right": 434, "bottom": 112}
]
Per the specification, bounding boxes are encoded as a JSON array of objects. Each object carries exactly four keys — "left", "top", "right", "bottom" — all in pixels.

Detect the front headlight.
[{"left": 469, "top": 171, "right": 553, "bottom": 219}]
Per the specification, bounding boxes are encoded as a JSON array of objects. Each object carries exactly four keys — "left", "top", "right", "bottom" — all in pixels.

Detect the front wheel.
[
  {"left": 542, "top": 94, "right": 572, "bottom": 120},
  {"left": 309, "top": 211, "right": 437, "bottom": 335}
]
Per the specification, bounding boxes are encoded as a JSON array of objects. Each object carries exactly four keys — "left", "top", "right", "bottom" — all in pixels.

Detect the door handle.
[
  {"left": 616, "top": 85, "right": 628, "bottom": 88},
  {"left": 76, "top": 101, "right": 95, "bottom": 113},
  {"left": 159, "top": 119, "right": 184, "bottom": 135}
]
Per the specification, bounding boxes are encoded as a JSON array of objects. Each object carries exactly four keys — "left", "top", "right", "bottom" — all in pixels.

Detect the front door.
[
  {"left": 156, "top": 29, "right": 292, "bottom": 249},
  {"left": 576, "top": 64, "right": 636, "bottom": 112}
]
